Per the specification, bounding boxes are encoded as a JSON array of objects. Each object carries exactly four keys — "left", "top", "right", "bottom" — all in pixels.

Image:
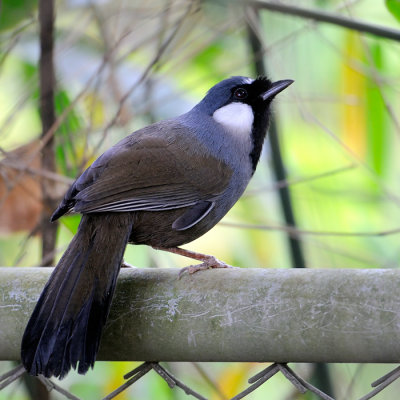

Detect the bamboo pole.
[{"left": 1, "top": 267, "right": 399, "bottom": 363}]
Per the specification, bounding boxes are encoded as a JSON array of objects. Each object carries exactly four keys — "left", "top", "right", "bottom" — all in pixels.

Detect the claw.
[
  {"left": 178, "top": 256, "right": 235, "bottom": 279},
  {"left": 152, "top": 246, "right": 237, "bottom": 279}
]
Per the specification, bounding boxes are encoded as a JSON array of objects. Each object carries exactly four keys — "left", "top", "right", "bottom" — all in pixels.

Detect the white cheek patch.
[{"left": 212, "top": 102, "right": 254, "bottom": 136}]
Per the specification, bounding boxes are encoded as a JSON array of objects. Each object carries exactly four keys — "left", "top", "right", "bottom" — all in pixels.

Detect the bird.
[{"left": 21, "top": 75, "right": 293, "bottom": 379}]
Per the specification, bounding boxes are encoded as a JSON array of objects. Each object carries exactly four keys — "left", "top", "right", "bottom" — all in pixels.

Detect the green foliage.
[
  {"left": 1, "top": 0, "right": 400, "bottom": 398},
  {"left": 54, "top": 90, "right": 84, "bottom": 178},
  {"left": 22, "top": 62, "right": 84, "bottom": 177},
  {"left": 0, "top": 0, "right": 36, "bottom": 31},
  {"left": 60, "top": 214, "right": 81, "bottom": 235},
  {"left": 386, "top": 0, "right": 400, "bottom": 23},
  {"left": 366, "top": 43, "right": 388, "bottom": 177}
]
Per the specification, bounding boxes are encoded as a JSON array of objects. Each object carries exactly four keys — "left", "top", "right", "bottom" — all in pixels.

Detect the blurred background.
[{"left": 1, "top": 0, "right": 400, "bottom": 398}]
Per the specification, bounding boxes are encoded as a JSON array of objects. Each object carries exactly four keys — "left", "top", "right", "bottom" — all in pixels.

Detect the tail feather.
[{"left": 21, "top": 213, "right": 133, "bottom": 378}]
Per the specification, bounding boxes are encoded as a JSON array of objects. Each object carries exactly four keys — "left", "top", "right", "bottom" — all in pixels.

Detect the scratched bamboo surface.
[{"left": 0, "top": 267, "right": 399, "bottom": 363}]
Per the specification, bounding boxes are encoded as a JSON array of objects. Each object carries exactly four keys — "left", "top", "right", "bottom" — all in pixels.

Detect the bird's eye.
[{"left": 234, "top": 88, "right": 248, "bottom": 99}]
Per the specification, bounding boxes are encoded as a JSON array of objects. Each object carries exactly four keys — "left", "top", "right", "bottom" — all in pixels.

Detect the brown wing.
[{"left": 69, "top": 121, "right": 232, "bottom": 215}]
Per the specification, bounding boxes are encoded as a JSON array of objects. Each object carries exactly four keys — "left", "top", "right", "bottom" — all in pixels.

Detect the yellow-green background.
[{"left": 1, "top": 0, "right": 400, "bottom": 398}]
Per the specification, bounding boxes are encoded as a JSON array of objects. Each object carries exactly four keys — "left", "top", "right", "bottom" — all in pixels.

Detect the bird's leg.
[{"left": 153, "top": 246, "right": 235, "bottom": 276}]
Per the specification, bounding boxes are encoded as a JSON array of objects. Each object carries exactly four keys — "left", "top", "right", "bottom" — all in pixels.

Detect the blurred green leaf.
[
  {"left": 69, "top": 381, "right": 102, "bottom": 399},
  {"left": 54, "top": 90, "right": 83, "bottom": 178},
  {"left": 0, "top": 0, "right": 36, "bottom": 31},
  {"left": 21, "top": 61, "right": 83, "bottom": 177},
  {"left": 1, "top": 1, "right": 400, "bottom": 397},
  {"left": 366, "top": 43, "right": 387, "bottom": 176},
  {"left": 189, "top": 42, "right": 226, "bottom": 84},
  {"left": 60, "top": 214, "right": 81, "bottom": 235},
  {"left": 386, "top": 0, "right": 400, "bottom": 23}
]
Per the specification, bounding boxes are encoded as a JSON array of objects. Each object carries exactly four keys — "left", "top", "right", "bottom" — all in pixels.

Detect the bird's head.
[
  {"left": 202, "top": 76, "right": 292, "bottom": 109},
  {"left": 194, "top": 76, "right": 293, "bottom": 170},
  {"left": 195, "top": 76, "right": 292, "bottom": 136}
]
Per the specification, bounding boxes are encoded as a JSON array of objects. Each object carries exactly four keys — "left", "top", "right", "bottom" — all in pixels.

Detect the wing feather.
[{"left": 60, "top": 121, "right": 232, "bottom": 215}]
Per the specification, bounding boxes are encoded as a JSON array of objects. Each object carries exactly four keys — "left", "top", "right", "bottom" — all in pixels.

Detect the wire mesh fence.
[
  {"left": 2, "top": 0, "right": 400, "bottom": 399},
  {"left": 2, "top": 362, "right": 400, "bottom": 400},
  {"left": 2, "top": 267, "right": 400, "bottom": 399}
]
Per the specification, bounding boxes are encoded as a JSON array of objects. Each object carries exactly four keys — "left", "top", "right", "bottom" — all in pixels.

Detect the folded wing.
[{"left": 52, "top": 122, "right": 232, "bottom": 226}]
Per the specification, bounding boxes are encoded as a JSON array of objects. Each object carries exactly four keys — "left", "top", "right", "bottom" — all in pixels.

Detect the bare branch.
[
  {"left": 222, "top": 221, "right": 400, "bottom": 238},
  {"left": 39, "top": 0, "right": 58, "bottom": 265},
  {"left": 249, "top": 0, "right": 400, "bottom": 41},
  {"left": 0, "top": 365, "right": 25, "bottom": 390}
]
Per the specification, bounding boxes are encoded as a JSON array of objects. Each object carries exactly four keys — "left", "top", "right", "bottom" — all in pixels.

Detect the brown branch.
[{"left": 39, "top": 0, "right": 58, "bottom": 267}]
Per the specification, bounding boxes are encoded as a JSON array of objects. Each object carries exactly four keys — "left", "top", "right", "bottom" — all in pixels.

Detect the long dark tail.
[{"left": 21, "top": 213, "right": 133, "bottom": 379}]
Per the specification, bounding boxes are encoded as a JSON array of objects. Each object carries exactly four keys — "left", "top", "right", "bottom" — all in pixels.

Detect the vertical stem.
[
  {"left": 245, "top": 11, "right": 306, "bottom": 269},
  {"left": 22, "top": 373, "right": 50, "bottom": 400},
  {"left": 268, "top": 121, "right": 306, "bottom": 268},
  {"left": 245, "top": 7, "right": 334, "bottom": 397},
  {"left": 39, "top": 0, "right": 58, "bottom": 266},
  {"left": 30, "top": 2, "right": 57, "bottom": 396}
]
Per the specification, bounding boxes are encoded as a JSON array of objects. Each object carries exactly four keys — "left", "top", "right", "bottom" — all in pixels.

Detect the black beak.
[{"left": 261, "top": 79, "right": 294, "bottom": 101}]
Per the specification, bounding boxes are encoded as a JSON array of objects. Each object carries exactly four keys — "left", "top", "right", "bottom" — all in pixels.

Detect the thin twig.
[
  {"left": 246, "top": 0, "right": 400, "bottom": 209},
  {"left": 246, "top": 163, "right": 357, "bottom": 195},
  {"left": 0, "top": 26, "right": 132, "bottom": 218},
  {"left": 0, "top": 18, "right": 35, "bottom": 69},
  {"left": 298, "top": 98, "right": 400, "bottom": 208},
  {"left": 1, "top": 159, "right": 74, "bottom": 185},
  {"left": 93, "top": 1, "right": 199, "bottom": 155},
  {"left": 222, "top": 221, "right": 400, "bottom": 237},
  {"left": 249, "top": 0, "right": 400, "bottom": 41},
  {"left": 354, "top": 9, "right": 400, "bottom": 140},
  {"left": 38, "top": 376, "right": 81, "bottom": 400},
  {"left": 0, "top": 365, "right": 26, "bottom": 390}
]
